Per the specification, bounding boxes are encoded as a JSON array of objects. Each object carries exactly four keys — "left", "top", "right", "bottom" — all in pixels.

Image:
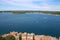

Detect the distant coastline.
[{"left": 0, "top": 11, "right": 60, "bottom": 16}]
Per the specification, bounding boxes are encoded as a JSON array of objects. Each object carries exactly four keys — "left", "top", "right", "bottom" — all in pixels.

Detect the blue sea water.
[{"left": 0, "top": 13, "right": 60, "bottom": 37}]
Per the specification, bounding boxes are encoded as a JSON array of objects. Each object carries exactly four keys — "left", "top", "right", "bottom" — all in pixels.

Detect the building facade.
[
  {"left": 22, "top": 32, "right": 27, "bottom": 40},
  {"left": 34, "top": 35, "right": 41, "bottom": 40},
  {"left": 27, "top": 33, "right": 34, "bottom": 40}
]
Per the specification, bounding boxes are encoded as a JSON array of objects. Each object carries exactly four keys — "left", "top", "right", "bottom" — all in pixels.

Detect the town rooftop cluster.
[{"left": 2, "top": 31, "right": 60, "bottom": 40}]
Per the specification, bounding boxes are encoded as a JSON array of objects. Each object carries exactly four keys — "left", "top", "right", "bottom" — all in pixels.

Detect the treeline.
[
  {"left": 0, "top": 35, "right": 15, "bottom": 40},
  {"left": 0, "top": 35, "right": 22, "bottom": 40},
  {"left": 0, "top": 11, "right": 60, "bottom": 15},
  {"left": 41, "top": 11, "right": 60, "bottom": 15}
]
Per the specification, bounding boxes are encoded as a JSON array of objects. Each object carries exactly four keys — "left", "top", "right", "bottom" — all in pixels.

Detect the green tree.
[
  {"left": 19, "top": 34, "right": 22, "bottom": 40},
  {"left": 1, "top": 37, "right": 6, "bottom": 40},
  {"left": 0, "top": 36, "right": 6, "bottom": 40},
  {"left": 0, "top": 36, "right": 2, "bottom": 40},
  {"left": 5, "top": 35, "right": 15, "bottom": 40}
]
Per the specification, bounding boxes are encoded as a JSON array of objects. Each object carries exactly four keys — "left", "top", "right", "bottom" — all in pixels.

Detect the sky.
[{"left": 0, "top": 0, "right": 60, "bottom": 11}]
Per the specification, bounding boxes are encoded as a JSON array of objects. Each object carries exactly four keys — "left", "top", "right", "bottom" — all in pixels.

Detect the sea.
[{"left": 0, "top": 13, "right": 60, "bottom": 38}]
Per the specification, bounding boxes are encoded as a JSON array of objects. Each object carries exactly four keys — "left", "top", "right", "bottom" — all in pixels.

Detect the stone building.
[
  {"left": 22, "top": 32, "right": 27, "bottom": 40},
  {"left": 27, "top": 33, "right": 34, "bottom": 40}
]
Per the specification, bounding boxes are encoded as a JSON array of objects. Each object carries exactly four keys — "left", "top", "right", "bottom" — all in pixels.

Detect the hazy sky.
[{"left": 0, "top": 0, "right": 60, "bottom": 11}]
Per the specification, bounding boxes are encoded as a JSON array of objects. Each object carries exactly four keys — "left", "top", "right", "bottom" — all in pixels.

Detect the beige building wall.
[
  {"left": 10, "top": 31, "right": 18, "bottom": 36},
  {"left": 50, "top": 37, "right": 58, "bottom": 40},
  {"left": 22, "top": 32, "right": 27, "bottom": 40},
  {"left": 34, "top": 35, "right": 41, "bottom": 40},
  {"left": 27, "top": 33, "right": 34, "bottom": 40},
  {"left": 40, "top": 36, "right": 52, "bottom": 40}
]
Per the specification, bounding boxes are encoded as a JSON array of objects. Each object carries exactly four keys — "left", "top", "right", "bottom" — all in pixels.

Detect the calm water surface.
[{"left": 0, "top": 13, "right": 60, "bottom": 37}]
